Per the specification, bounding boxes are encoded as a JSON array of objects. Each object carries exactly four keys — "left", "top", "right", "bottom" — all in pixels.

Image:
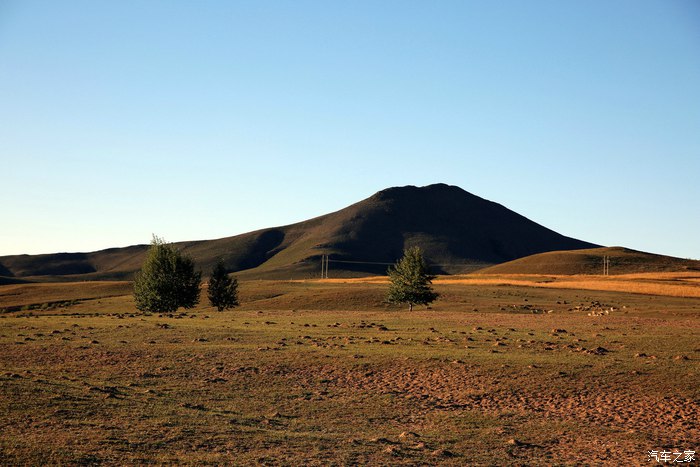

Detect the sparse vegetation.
[
  {"left": 207, "top": 259, "right": 239, "bottom": 311},
  {"left": 387, "top": 247, "right": 439, "bottom": 310},
  {"left": 1, "top": 275, "right": 698, "bottom": 464},
  {"left": 133, "top": 236, "right": 201, "bottom": 312}
]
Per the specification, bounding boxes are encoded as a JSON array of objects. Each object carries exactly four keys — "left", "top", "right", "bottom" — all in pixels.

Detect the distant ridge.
[
  {"left": 477, "top": 246, "right": 700, "bottom": 276},
  {"left": 0, "top": 183, "right": 601, "bottom": 280}
]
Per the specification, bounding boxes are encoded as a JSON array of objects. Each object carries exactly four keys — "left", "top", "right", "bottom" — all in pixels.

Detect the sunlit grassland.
[
  {"left": 324, "top": 271, "right": 700, "bottom": 298},
  {"left": 0, "top": 277, "right": 698, "bottom": 465}
]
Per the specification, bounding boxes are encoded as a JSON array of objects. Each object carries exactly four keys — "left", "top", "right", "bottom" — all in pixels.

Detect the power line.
[{"left": 318, "top": 256, "right": 666, "bottom": 270}]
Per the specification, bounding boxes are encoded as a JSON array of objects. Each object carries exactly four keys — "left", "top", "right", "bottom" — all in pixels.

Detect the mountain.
[
  {"left": 476, "top": 246, "right": 700, "bottom": 275},
  {"left": 0, "top": 184, "right": 600, "bottom": 281}
]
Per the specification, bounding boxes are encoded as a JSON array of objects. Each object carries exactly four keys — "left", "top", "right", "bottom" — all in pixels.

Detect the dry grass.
[
  {"left": 1, "top": 278, "right": 698, "bottom": 465},
  {"left": 321, "top": 272, "right": 700, "bottom": 298},
  {"left": 438, "top": 273, "right": 700, "bottom": 298}
]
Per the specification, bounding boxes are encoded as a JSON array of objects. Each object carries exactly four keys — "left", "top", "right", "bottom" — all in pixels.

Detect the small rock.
[
  {"left": 431, "top": 449, "right": 455, "bottom": 457},
  {"left": 384, "top": 446, "right": 400, "bottom": 455},
  {"left": 371, "top": 437, "right": 394, "bottom": 444}
]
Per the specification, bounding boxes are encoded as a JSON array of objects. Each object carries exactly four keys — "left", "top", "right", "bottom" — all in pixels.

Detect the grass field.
[{"left": 1, "top": 275, "right": 698, "bottom": 465}]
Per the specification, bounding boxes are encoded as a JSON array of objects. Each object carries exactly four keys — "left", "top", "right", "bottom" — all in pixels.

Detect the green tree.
[
  {"left": 133, "top": 236, "right": 201, "bottom": 312},
  {"left": 208, "top": 259, "right": 239, "bottom": 311},
  {"left": 386, "top": 246, "right": 439, "bottom": 311}
]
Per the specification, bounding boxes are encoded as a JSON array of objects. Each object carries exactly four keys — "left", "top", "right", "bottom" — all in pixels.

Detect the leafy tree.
[
  {"left": 208, "top": 259, "right": 239, "bottom": 311},
  {"left": 386, "top": 246, "right": 439, "bottom": 311},
  {"left": 133, "top": 236, "right": 201, "bottom": 312}
]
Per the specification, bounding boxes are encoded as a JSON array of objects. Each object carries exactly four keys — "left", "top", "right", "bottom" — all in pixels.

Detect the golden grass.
[
  {"left": 317, "top": 277, "right": 389, "bottom": 285},
  {"left": 441, "top": 273, "right": 700, "bottom": 298},
  {"left": 317, "top": 272, "right": 700, "bottom": 298}
]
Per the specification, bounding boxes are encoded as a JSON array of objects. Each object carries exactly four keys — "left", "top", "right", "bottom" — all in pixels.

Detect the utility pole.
[
  {"left": 602, "top": 255, "right": 610, "bottom": 276},
  {"left": 321, "top": 255, "right": 329, "bottom": 279}
]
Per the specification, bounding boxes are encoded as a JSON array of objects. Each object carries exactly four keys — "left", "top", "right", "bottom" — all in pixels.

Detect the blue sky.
[{"left": 1, "top": 0, "right": 699, "bottom": 259}]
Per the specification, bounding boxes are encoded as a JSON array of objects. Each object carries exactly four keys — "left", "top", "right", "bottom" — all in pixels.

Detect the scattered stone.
[
  {"left": 431, "top": 449, "right": 455, "bottom": 457},
  {"left": 371, "top": 437, "right": 396, "bottom": 444},
  {"left": 384, "top": 445, "right": 401, "bottom": 455}
]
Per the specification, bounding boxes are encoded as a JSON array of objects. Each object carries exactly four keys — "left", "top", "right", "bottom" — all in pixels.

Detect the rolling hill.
[
  {"left": 476, "top": 246, "right": 700, "bottom": 276},
  {"left": 0, "top": 183, "right": 602, "bottom": 281}
]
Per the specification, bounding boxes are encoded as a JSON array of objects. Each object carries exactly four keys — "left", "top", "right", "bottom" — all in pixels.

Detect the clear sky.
[{"left": 1, "top": 0, "right": 699, "bottom": 259}]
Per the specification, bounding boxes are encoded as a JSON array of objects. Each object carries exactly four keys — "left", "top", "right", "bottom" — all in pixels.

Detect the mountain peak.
[{"left": 370, "top": 183, "right": 480, "bottom": 204}]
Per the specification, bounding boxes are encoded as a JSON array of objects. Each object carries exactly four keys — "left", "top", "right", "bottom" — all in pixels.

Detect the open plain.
[{"left": 1, "top": 274, "right": 698, "bottom": 465}]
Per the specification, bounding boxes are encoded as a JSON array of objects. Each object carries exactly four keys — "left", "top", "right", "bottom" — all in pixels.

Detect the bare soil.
[{"left": 0, "top": 277, "right": 698, "bottom": 465}]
